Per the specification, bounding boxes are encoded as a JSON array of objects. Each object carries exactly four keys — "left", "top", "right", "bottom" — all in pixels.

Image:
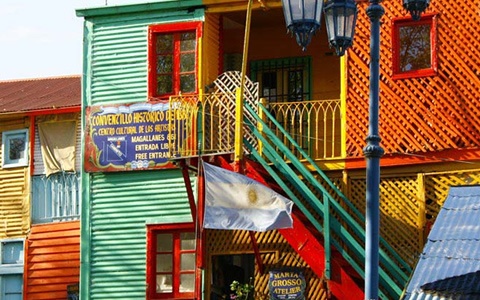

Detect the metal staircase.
[{"left": 240, "top": 101, "right": 411, "bottom": 299}]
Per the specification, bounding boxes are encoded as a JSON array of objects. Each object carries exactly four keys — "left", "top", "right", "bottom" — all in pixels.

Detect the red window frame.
[
  {"left": 392, "top": 13, "right": 437, "bottom": 80},
  {"left": 146, "top": 223, "right": 196, "bottom": 300},
  {"left": 148, "top": 22, "right": 202, "bottom": 100}
]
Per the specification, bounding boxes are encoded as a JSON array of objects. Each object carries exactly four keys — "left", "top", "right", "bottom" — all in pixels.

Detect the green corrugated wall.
[
  {"left": 78, "top": 2, "right": 204, "bottom": 299},
  {"left": 87, "top": 170, "right": 194, "bottom": 299}
]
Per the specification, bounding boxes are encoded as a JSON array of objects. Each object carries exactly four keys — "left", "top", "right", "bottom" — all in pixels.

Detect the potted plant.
[{"left": 229, "top": 278, "right": 253, "bottom": 300}]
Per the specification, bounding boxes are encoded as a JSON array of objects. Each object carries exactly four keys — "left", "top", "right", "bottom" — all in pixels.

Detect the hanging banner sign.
[
  {"left": 269, "top": 269, "right": 306, "bottom": 300},
  {"left": 84, "top": 102, "right": 186, "bottom": 172}
]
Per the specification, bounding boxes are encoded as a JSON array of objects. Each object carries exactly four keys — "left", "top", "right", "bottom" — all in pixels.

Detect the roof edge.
[
  {"left": 0, "top": 74, "right": 81, "bottom": 84},
  {"left": 75, "top": 0, "right": 203, "bottom": 18}
]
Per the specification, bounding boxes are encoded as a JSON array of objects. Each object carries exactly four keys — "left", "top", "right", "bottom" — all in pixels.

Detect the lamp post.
[{"left": 281, "top": 0, "right": 430, "bottom": 299}]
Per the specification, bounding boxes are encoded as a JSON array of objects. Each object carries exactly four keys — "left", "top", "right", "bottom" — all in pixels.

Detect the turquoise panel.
[{"left": 88, "top": 169, "right": 195, "bottom": 299}]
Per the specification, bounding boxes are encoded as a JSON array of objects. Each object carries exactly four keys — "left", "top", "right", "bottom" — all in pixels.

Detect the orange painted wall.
[
  {"left": 24, "top": 221, "right": 80, "bottom": 300},
  {"left": 346, "top": 1, "right": 480, "bottom": 158}
]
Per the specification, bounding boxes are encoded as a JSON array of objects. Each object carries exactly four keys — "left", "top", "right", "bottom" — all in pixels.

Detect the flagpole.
[{"left": 234, "top": 0, "right": 253, "bottom": 170}]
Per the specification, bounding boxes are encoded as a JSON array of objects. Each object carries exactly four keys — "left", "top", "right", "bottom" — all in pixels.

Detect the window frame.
[
  {"left": 146, "top": 223, "right": 196, "bottom": 300},
  {"left": 392, "top": 13, "right": 438, "bottom": 80},
  {"left": 1, "top": 129, "right": 29, "bottom": 169},
  {"left": 0, "top": 238, "right": 24, "bottom": 300},
  {"left": 147, "top": 21, "right": 202, "bottom": 100}
]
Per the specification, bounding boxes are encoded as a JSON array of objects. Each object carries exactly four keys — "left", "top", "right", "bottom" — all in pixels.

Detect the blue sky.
[{"left": 0, "top": 0, "right": 146, "bottom": 80}]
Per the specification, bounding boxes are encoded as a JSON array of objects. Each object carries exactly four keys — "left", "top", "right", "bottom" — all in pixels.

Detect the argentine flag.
[{"left": 202, "top": 162, "right": 293, "bottom": 232}]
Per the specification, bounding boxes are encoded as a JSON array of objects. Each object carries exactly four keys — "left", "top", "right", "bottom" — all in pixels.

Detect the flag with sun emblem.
[{"left": 202, "top": 162, "right": 293, "bottom": 232}]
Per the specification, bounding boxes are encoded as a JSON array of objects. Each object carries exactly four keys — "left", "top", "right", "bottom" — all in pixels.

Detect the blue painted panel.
[{"left": 2, "top": 274, "right": 22, "bottom": 300}]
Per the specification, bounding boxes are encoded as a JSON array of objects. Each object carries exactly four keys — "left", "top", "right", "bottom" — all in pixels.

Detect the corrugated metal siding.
[
  {"left": 33, "top": 114, "right": 82, "bottom": 175},
  {"left": 0, "top": 117, "right": 30, "bottom": 239},
  {"left": 24, "top": 221, "right": 80, "bottom": 299},
  {"left": 86, "top": 12, "right": 204, "bottom": 106},
  {"left": 403, "top": 186, "right": 480, "bottom": 299},
  {"left": 88, "top": 169, "right": 194, "bottom": 299}
]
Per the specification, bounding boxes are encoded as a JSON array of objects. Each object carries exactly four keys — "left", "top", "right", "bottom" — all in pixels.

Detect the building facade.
[
  {"left": 0, "top": 76, "right": 81, "bottom": 299},
  {"left": 76, "top": 0, "right": 480, "bottom": 299}
]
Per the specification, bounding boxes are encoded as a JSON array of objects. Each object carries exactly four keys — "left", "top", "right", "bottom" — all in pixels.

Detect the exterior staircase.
[{"left": 238, "top": 101, "right": 411, "bottom": 299}]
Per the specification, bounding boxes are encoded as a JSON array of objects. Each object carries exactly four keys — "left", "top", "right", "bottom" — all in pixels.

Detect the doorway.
[{"left": 210, "top": 254, "right": 254, "bottom": 300}]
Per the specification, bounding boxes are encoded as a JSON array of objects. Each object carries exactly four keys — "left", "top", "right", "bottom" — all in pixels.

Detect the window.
[
  {"left": 1, "top": 129, "right": 29, "bottom": 168},
  {"left": 392, "top": 13, "right": 437, "bottom": 79},
  {"left": 0, "top": 239, "right": 24, "bottom": 300},
  {"left": 31, "top": 114, "right": 81, "bottom": 224},
  {"left": 250, "top": 57, "right": 311, "bottom": 103},
  {"left": 148, "top": 22, "right": 202, "bottom": 100},
  {"left": 146, "top": 223, "right": 196, "bottom": 299}
]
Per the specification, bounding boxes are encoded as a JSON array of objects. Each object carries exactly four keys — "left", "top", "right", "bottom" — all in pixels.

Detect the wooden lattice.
[
  {"left": 424, "top": 169, "right": 480, "bottom": 222},
  {"left": 168, "top": 71, "right": 259, "bottom": 157},
  {"left": 211, "top": 71, "right": 260, "bottom": 153},
  {"left": 169, "top": 72, "right": 260, "bottom": 157},
  {"left": 346, "top": 0, "right": 480, "bottom": 157}
]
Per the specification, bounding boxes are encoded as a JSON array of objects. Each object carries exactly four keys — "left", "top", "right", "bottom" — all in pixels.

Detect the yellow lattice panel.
[
  {"left": 424, "top": 169, "right": 480, "bottom": 223},
  {"left": 347, "top": 167, "right": 480, "bottom": 269}
]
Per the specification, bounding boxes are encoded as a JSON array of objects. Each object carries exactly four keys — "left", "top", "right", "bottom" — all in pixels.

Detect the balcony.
[{"left": 168, "top": 89, "right": 343, "bottom": 164}]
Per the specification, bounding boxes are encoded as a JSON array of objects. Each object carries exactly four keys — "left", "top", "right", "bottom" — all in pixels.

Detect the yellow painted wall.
[
  {"left": 0, "top": 116, "right": 31, "bottom": 239},
  {"left": 221, "top": 7, "right": 341, "bottom": 100},
  {"left": 203, "top": 13, "right": 221, "bottom": 87}
]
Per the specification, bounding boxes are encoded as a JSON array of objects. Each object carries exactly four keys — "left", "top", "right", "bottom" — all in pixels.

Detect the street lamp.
[
  {"left": 324, "top": 0, "right": 358, "bottom": 56},
  {"left": 281, "top": 0, "right": 430, "bottom": 299},
  {"left": 281, "top": 0, "right": 324, "bottom": 51},
  {"left": 404, "top": 0, "right": 430, "bottom": 21}
]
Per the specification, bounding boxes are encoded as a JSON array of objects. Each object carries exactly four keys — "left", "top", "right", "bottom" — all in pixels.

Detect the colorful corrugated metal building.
[
  {"left": 0, "top": 76, "right": 81, "bottom": 299},
  {"left": 75, "top": 0, "right": 480, "bottom": 299}
]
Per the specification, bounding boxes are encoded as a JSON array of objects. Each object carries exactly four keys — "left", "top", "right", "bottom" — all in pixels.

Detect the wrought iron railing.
[
  {"left": 266, "top": 99, "right": 342, "bottom": 159},
  {"left": 168, "top": 94, "right": 343, "bottom": 161}
]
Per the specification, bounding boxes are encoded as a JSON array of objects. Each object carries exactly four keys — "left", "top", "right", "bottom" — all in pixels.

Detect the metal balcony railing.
[
  {"left": 266, "top": 99, "right": 342, "bottom": 159},
  {"left": 168, "top": 94, "right": 343, "bottom": 161}
]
